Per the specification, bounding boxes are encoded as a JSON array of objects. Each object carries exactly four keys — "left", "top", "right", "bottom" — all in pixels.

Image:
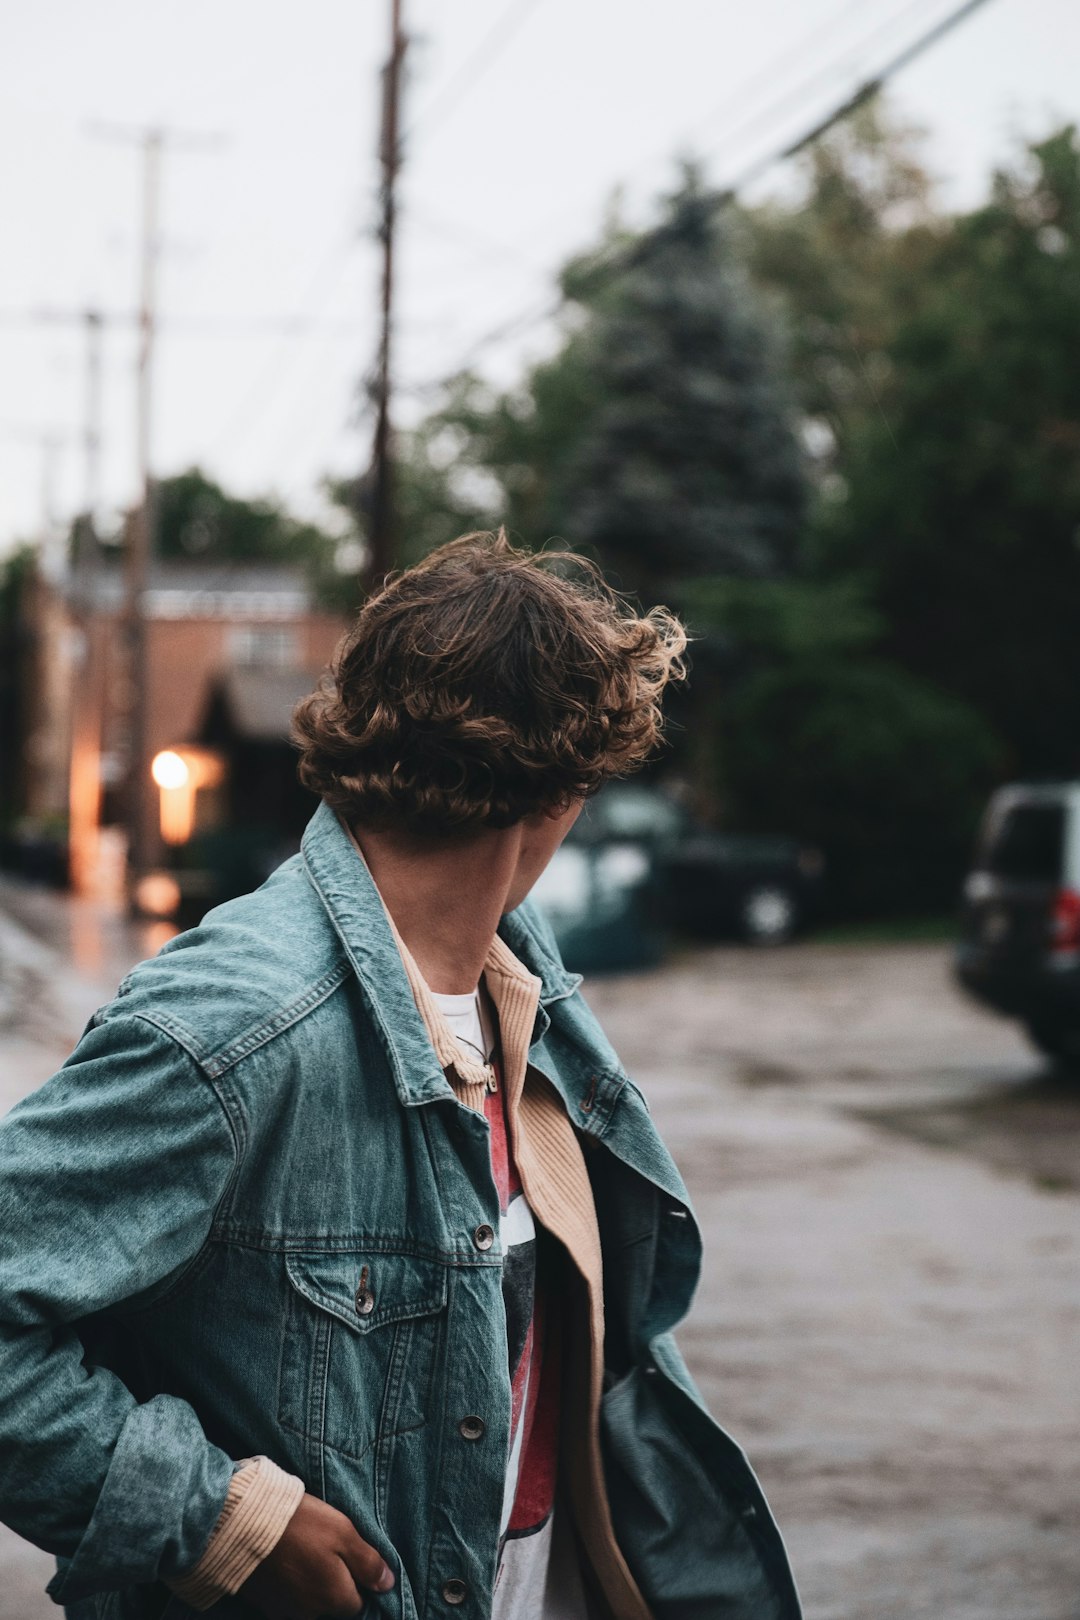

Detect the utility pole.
[
  {"left": 39, "top": 433, "right": 64, "bottom": 561},
  {"left": 125, "top": 128, "right": 162, "bottom": 889},
  {"left": 74, "top": 309, "right": 103, "bottom": 596},
  {"left": 365, "top": 0, "right": 407, "bottom": 594},
  {"left": 69, "top": 307, "right": 104, "bottom": 604},
  {"left": 89, "top": 122, "right": 222, "bottom": 901},
  {"left": 83, "top": 308, "right": 104, "bottom": 534},
  {"left": 68, "top": 307, "right": 105, "bottom": 894}
]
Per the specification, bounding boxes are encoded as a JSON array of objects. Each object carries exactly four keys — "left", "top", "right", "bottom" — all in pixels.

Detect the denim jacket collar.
[{"left": 300, "top": 799, "right": 580, "bottom": 1109}]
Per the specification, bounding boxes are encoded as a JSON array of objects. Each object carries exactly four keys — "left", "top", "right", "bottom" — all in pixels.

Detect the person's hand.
[{"left": 238, "top": 1492, "right": 395, "bottom": 1619}]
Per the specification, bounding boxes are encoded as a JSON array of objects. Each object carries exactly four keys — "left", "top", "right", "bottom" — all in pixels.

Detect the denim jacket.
[{"left": 0, "top": 801, "right": 802, "bottom": 1620}]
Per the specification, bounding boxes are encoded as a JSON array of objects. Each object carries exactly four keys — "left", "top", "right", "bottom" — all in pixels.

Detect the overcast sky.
[{"left": 1, "top": 0, "right": 1078, "bottom": 556}]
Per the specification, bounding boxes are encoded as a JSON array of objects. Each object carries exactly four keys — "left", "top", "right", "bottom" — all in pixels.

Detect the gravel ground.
[{"left": 1, "top": 884, "right": 1077, "bottom": 1620}]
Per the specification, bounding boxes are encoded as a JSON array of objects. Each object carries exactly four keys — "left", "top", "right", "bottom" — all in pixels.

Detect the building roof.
[{"left": 76, "top": 561, "right": 317, "bottom": 620}]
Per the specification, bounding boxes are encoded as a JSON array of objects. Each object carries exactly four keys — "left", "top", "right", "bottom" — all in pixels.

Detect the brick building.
[{"left": 15, "top": 560, "right": 348, "bottom": 897}]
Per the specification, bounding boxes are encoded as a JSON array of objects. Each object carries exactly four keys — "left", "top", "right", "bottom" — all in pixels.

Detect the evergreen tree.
[{"left": 557, "top": 171, "right": 805, "bottom": 600}]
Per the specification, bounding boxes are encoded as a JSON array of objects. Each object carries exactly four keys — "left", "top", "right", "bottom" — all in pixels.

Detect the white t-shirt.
[{"left": 431, "top": 982, "right": 590, "bottom": 1620}]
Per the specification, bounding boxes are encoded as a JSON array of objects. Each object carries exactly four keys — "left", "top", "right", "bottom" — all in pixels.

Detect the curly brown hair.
[{"left": 292, "top": 529, "right": 687, "bottom": 835}]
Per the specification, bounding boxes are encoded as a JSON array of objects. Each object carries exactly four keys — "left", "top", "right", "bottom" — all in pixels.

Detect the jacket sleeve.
[
  {"left": 0, "top": 1010, "right": 241, "bottom": 1603},
  {"left": 166, "top": 1455, "right": 305, "bottom": 1610}
]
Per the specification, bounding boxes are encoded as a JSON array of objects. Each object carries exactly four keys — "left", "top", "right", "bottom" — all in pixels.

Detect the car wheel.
[
  {"left": 1024, "top": 1018, "right": 1080, "bottom": 1074},
  {"left": 740, "top": 884, "right": 799, "bottom": 945}
]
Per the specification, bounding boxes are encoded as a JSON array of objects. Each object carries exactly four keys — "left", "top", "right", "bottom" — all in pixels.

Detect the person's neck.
[{"left": 351, "top": 819, "right": 524, "bottom": 994}]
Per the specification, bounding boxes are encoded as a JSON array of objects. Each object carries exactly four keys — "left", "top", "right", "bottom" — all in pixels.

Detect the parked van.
[{"left": 953, "top": 781, "right": 1080, "bottom": 1071}]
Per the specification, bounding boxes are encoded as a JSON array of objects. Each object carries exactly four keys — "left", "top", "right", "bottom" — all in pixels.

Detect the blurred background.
[{"left": 1, "top": 2, "right": 1079, "bottom": 1617}]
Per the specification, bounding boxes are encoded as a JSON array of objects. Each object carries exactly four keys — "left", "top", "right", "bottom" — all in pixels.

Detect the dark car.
[
  {"left": 656, "top": 827, "right": 826, "bottom": 944},
  {"left": 530, "top": 783, "right": 826, "bottom": 969},
  {"left": 954, "top": 781, "right": 1080, "bottom": 1071},
  {"left": 529, "top": 787, "right": 674, "bottom": 974}
]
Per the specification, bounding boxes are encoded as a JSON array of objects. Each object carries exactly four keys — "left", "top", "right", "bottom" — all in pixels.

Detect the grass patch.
[
  {"left": 813, "top": 914, "right": 959, "bottom": 945},
  {"left": 1032, "top": 1171, "right": 1075, "bottom": 1194}
]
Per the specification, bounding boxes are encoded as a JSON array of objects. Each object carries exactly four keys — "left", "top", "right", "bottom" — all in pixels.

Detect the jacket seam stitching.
[
  {"left": 142, "top": 952, "right": 351, "bottom": 1082},
  {"left": 119, "top": 1016, "right": 246, "bottom": 1312},
  {"left": 209, "top": 959, "right": 351, "bottom": 1075},
  {"left": 594, "top": 1071, "right": 628, "bottom": 1135},
  {"left": 208, "top": 1230, "right": 499, "bottom": 1264}
]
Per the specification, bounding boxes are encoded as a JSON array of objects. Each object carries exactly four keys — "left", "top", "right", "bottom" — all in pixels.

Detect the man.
[{"left": 0, "top": 531, "right": 802, "bottom": 1620}]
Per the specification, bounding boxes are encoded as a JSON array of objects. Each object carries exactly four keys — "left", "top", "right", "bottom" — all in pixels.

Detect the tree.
[
  {"left": 556, "top": 171, "right": 805, "bottom": 600},
  {"left": 120, "top": 467, "right": 358, "bottom": 613},
  {"left": 818, "top": 125, "right": 1080, "bottom": 778},
  {"left": 153, "top": 467, "right": 334, "bottom": 564},
  {"left": 702, "top": 108, "right": 1080, "bottom": 915},
  {"left": 392, "top": 172, "right": 806, "bottom": 602},
  {"left": 742, "top": 97, "right": 938, "bottom": 498},
  {"left": 682, "top": 570, "right": 1004, "bottom": 914},
  {"left": 385, "top": 112, "right": 1080, "bottom": 917}
]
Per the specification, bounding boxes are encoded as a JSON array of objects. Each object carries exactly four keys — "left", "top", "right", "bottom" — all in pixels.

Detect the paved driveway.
[{"left": 587, "top": 943, "right": 1079, "bottom": 1620}]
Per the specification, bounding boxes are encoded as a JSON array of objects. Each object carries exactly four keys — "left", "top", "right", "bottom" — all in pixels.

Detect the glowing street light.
[
  {"left": 150, "top": 748, "right": 223, "bottom": 844},
  {"left": 151, "top": 750, "right": 190, "bottom": 790}
]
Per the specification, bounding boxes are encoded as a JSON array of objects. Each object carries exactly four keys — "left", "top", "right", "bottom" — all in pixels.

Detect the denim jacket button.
[
  {"left": 442, "top": 1578, "right": 468, "bottom": 1604},
  {"left": 472, "top": 1224, "right": 495, "bottom": 1252},
  {"left": 458, "top": 1414, "right": 485, "bottom": 1441}
]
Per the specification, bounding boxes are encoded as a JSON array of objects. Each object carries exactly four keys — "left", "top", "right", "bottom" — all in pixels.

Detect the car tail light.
[{"left": 1049, "top": 888, "right": 1080, "bottom": 954}]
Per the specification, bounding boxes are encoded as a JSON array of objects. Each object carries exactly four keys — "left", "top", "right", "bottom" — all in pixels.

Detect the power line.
[
  {"left": 403, "top": 0, "right": 898, "bottom": 306},
  {"left": 405, "top": 204, "right": 547, "bottom": 274},
  {"left": 0, "top": 308, "right": 134, "bottom": 330},
  {"left": 412, "top": 0, "right": 937, "bottom": 316},
  {"left": 210, "top": 234, "right": 364, "bottom": 463},
  {"left": 0, "top": 307, "right": 363, "bottom": 337},
  {"left": 85, "top": 118, "right": 227, "bottom": 157},
  {"left": 403, "top": 0, "right": 545, "bottom": 145},
  {"left": 0, "top": 423, "right": 79, "bottom": 445},
  {"left": 731, "top": 0, "right": 997, "bottom": 189},
  {"left": 164, "top": 314, "right": 366, "bottom": 336},
  {"left": 704, "top": 0, "right": 946, "bottom": 168},
  {"left": 690, "top": 0, "right": 890, "bottom": 144},
  {"left": 406, "top": 0, "right": 999, "bottom": 394}
]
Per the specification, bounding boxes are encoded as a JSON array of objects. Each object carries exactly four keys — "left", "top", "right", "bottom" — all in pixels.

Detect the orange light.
[
  {"left": 152, "top": 750, "right": 190, "bottom": 790},
  {"left": 134, "top": 871, "right": 182, "bottom": 919},
  {"left": 68, "top": 740, "right": 102, "bottom": 896},
  {"left": 151, "top": 748, "right": 224, "bottom": 844}
]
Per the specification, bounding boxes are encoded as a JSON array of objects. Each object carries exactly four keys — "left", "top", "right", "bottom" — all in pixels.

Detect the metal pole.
[
  {"left": 68, "top": 308, "right": 106, "bottom": 894},
  {"left": 88, "top": 120, "right": 222, "bottom": 902},
  {"left": 84, "top": 308, "right": 103, "bottom": 536},
  {"left": 122, "top": 129, "right": 162, "bottom": 895},
  {"left": 366, "top": 0, "right": 406, "bottom": 594},
  {"left": 70, "top": 308, "right": 104, "bottom": 605}
]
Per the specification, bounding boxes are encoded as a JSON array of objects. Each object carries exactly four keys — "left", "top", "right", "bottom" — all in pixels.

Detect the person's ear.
[{"left": 541, "top": 792, "right": 585, "bottom": 823}]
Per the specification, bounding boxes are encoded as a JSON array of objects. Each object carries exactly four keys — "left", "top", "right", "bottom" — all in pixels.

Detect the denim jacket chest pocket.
[{"left": 278, "top": 1249, "right": 449, "bottom": 1464}]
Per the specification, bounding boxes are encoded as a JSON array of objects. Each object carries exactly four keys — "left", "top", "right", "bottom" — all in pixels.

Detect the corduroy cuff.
[{"left": 166, "top": 1454, "right": 306, "bottom": 1611}]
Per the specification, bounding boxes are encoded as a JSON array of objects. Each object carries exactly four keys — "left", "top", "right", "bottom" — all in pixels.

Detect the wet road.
[
  {"left": 1, "top": 882, "right": 1077, "bottom": 1619},
  {"left": 586, "top": 944, "right": 1079, "bottom": 1620}
]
